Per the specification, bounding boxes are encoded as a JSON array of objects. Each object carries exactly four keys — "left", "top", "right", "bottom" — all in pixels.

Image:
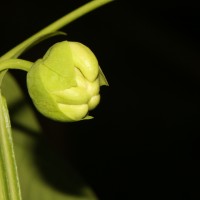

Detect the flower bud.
[{"left": 27, "top": 41, "right": 108, "bottom": 122}]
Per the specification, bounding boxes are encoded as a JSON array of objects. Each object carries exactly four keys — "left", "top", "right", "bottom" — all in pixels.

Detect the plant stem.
[
  {"left": 0, "top": 0, "right": 113, "bottom": 61},
  {"left": 0, "top": 93, "right": 22, "bottom": 200},
  {"left": 0, "top": 59, "right": 33, "bottom": 72}
]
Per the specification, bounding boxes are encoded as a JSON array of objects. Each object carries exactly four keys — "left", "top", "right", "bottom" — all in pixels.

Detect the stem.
[
  {"left": 0, "top": 59, "right": 33, "bottom": 72},
  {"left": 1, "top": 0, "right": 113, "bottom": 61},
  {"left": 0, "top": 93, "right": 22, "bottom": 200}
]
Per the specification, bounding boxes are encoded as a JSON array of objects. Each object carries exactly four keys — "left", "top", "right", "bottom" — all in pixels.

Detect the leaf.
[{"left": 1, "top": 73, "right": 98, "bottom": 200}]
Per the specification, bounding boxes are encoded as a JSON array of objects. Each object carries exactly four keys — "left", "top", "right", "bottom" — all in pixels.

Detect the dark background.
[{"left": 1, "top": 0, "right": 200, "bottom": 199}]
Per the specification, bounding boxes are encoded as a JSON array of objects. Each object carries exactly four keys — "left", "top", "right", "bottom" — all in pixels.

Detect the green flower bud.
[{"left": 27, "top": 41, "right": 108, "bottom": 122}]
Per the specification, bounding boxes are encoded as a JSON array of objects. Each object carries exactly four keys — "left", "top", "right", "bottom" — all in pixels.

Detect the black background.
[{"left": 1, "top": 0, "right": 200, "bottom": 199}]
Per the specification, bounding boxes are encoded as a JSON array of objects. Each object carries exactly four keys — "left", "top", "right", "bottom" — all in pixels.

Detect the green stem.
[
  {"left": 0, "top": 0, "right": 113, "bottom": 61},
  {"left": 0, "top": 93, "right": 22, "bottom": 200},
  {"left": 0, "top": 59, "right": 33, "bottom": 72}
]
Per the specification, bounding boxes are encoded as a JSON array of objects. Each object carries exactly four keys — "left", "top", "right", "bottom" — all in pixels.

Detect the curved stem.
[
  {"left": 0, "top": 0, "right": 113, "bottom": 61},
  {"left": 0, "top": 59, "right": 33, "bottom": 72}
]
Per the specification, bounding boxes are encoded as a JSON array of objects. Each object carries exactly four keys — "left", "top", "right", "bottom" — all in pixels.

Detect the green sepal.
[
  {"left": 83, "top": 115, "right": 94, "bottom": 120},
  {"left": 99, "top": 66, "right": 109, "bottom": 86},
  {"left": 27, "top": 60, "right": 74, "bottom": 122},
  {"left": 42, "top": 41, "right": 76, "bottom": 91}
]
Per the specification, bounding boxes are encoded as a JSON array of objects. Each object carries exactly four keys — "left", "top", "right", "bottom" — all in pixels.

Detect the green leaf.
[{"left": 1, "top": 73, "right": 98, "bottom": 200}]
